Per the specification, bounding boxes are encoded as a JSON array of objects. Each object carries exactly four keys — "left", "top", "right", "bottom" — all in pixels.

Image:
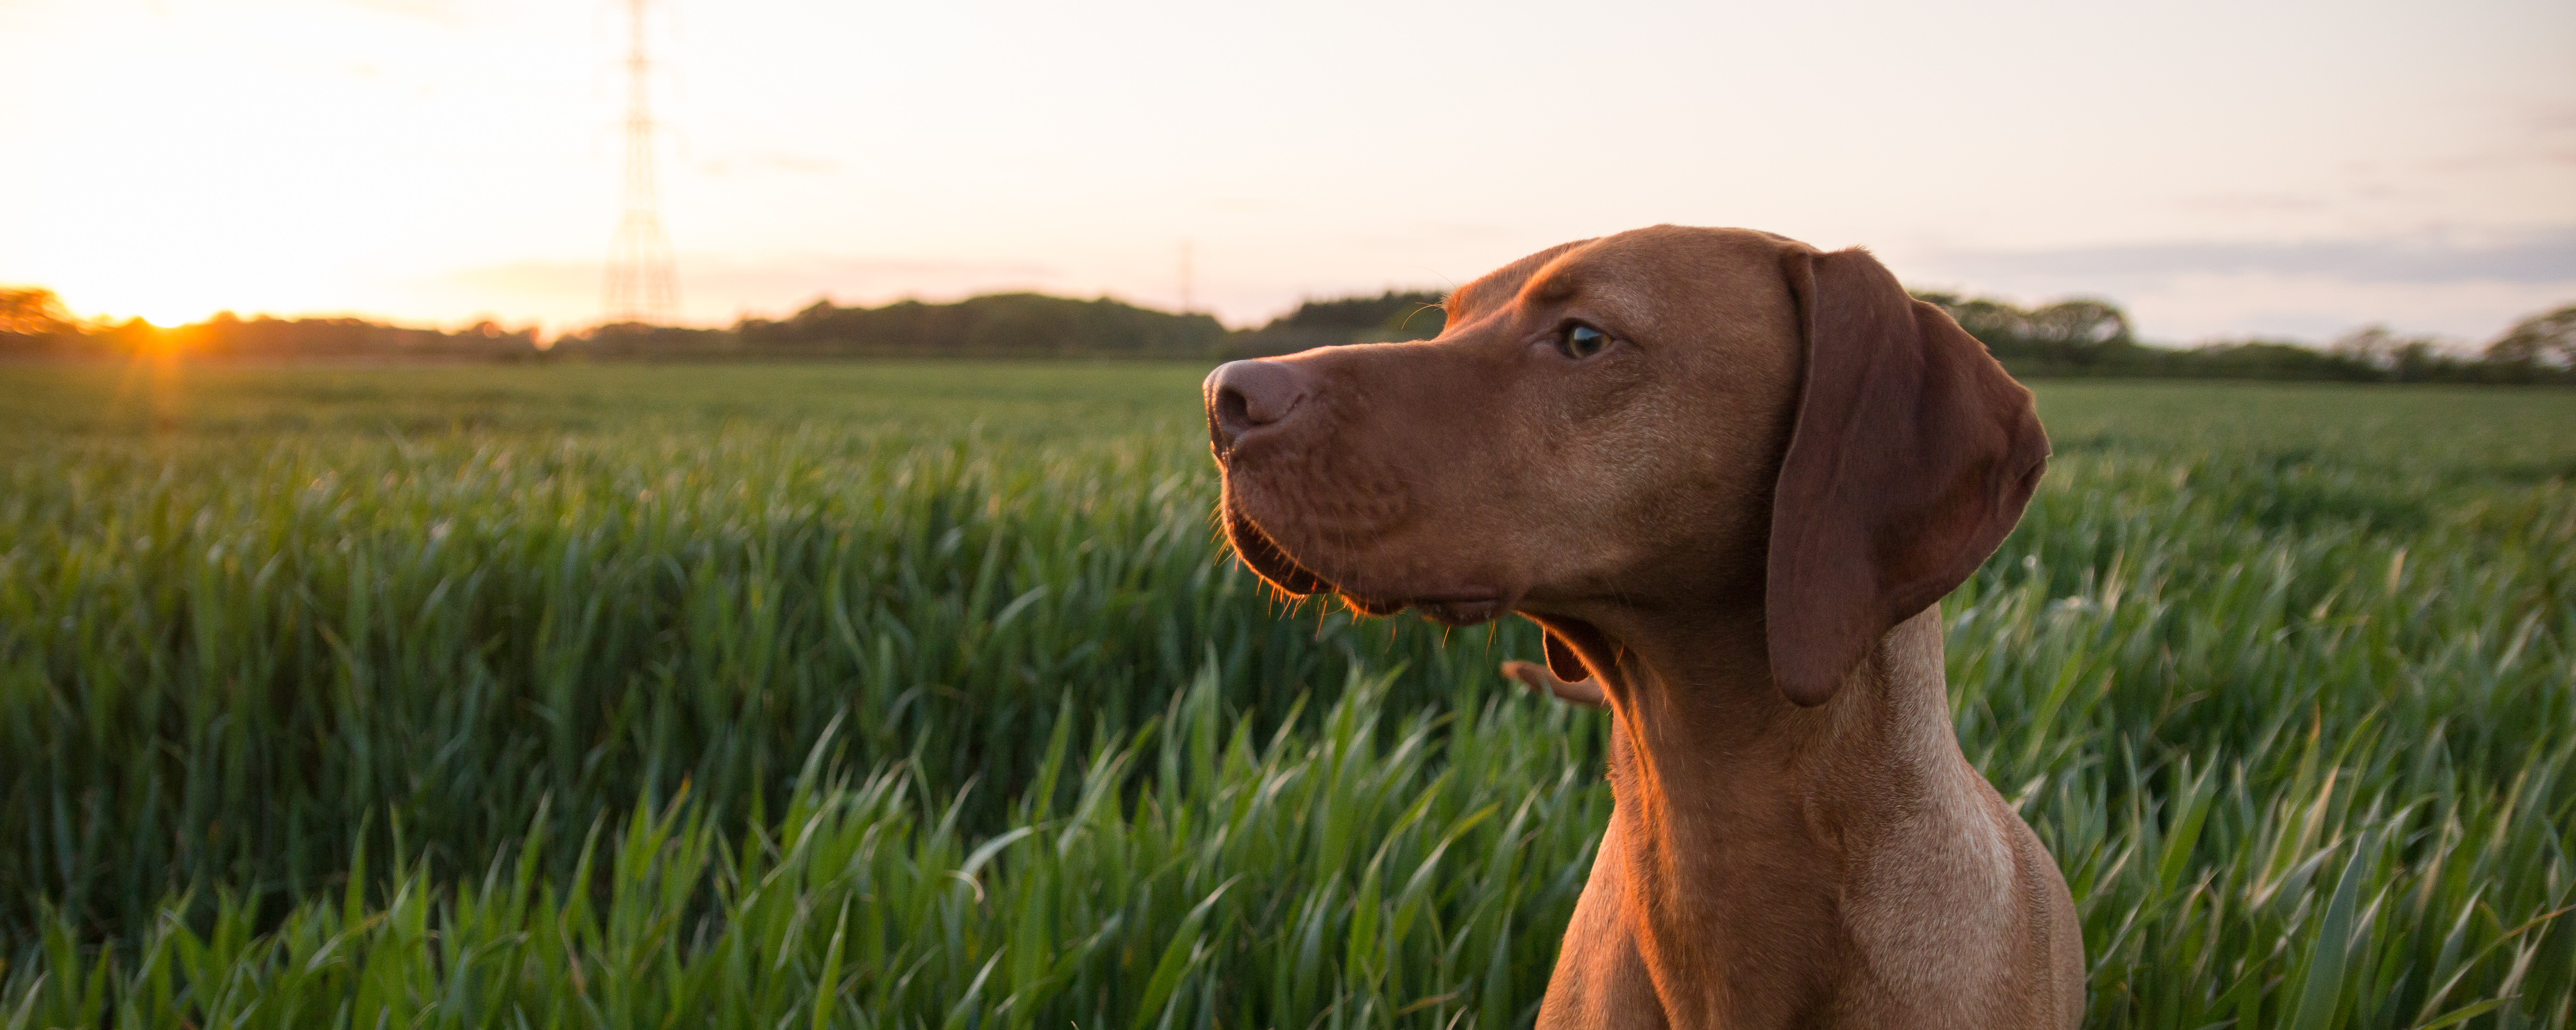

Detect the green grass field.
[{"left": 1, "top": 362, "right": 2569, "bottom": 1029}]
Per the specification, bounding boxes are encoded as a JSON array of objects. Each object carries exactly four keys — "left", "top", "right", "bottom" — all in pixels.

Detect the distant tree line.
[
  {"left": 558, "top": 292, "right": 1224, "bottom": 359},
  {"left": 1219, "top": 289, "right": 1448, "bottom": 358},
  {"left": 0, "top": 287, "right": 538, "bottom": 360},
  {"left": 7, "top": 281, "right": 2572, "bottom": 384},
  {"left": 1222, "top": 286, "right": 2576, "bottom": 384},
  {"left": 1910, "top": 291, "right": 2576, "bottom": 384}
]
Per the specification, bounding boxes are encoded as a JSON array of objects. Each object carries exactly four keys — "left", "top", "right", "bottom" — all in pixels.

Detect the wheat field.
[{"left": 0, "top": 363, "right": 2568, "bottom": 1028}]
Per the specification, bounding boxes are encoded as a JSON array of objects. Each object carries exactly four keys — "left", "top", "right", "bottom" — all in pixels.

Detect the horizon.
[{"left": 2, "top": 0, "right": 2570, "bottom": 344}]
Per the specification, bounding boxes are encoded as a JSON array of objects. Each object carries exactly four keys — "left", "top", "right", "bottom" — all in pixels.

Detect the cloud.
[
  {"left": 1894, "top": 230, "right": 2576, "bottom": 343},
  {"left": 329, "top": 0, "right": 471, "bottom": 27},
  {"left": 1198, "top": 196, "right": 1288, "bottom": 214},
  {"left": 2168, "top": 192, "right": 2334, "bottom": 215},
  {"left": 1926, "top": 228, "right": 2576, "bottom": 287},
  {"left": 698, "top": 153, "right": 844, "bottom": 178},
  {"left": 2103, "top": 274, "right": 2576, "bottom": 345}
]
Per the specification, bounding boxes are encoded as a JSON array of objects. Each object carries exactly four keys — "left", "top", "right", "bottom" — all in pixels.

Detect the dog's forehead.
[
  {"left": 1445, "top": 238, "right": 1591, "bottom": 325},
  {"left": 1536, "top": 229, "right": 1787, "bottom": 302},
  {"left": 1453, "top": 227, "right": 1797, "bottom": 332}
]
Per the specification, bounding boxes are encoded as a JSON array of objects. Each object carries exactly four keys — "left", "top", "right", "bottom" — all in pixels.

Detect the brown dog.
[{"left": 1203, "top": 226, "right": 2082, "bottom": 1028}]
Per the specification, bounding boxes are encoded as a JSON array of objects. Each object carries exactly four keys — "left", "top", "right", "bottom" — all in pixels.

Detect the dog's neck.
[{"left": 1575, "top": 604, "right": 1971, "bottom": 1022}]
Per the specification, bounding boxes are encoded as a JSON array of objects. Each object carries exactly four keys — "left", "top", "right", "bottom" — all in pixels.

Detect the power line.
[{"left": 602, "top": 0, "right": 677, "bottom": 326}]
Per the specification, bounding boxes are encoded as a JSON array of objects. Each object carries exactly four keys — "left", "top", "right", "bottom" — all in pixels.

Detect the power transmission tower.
[
  {"left": 1178, "top": 240, "right": 1194, "bottom": 314},
  {"left": 603, "top": 0, "right": 677, "bottom": 325}
]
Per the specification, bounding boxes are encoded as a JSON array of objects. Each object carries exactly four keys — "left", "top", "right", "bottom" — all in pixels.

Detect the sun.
[
  {"left": 107, "top": 284, "right": 239, "bottom": 330},
  {"left": 129, "top": 305, "right": 207, "bottom": 330}
]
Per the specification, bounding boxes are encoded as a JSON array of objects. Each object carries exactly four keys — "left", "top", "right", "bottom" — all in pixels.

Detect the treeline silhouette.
[
  {"left": 1911, "top": 292, "right": 2576, "bottom": 383},
  {"left": 1233, "top": 287, "right": 2576, "bottom": 383},
  {"left": 1219, "top": 289, "right": 1448, "bottom": 357},
  {"left": 566, "top": 293, "right": 1225, "bottom": 359},
  {"left": 0, "top": 289, "right": 539, "bottom": 360},
  {"left": 6, "top": 283, "right": 2571, "bottom": 383}
]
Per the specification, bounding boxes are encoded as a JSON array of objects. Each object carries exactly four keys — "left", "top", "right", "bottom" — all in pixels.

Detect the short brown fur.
[{"left": 1204, "top": 225, "right": 2082, "bottom": 1028}]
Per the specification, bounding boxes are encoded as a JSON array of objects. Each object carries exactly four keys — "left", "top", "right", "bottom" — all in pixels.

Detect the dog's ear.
[{"left": 1766, "top": 246, "right": 2049, "bottom": 707}]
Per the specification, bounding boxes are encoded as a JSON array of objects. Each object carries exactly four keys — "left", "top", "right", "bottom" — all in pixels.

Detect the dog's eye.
[{"left": 1557, "top": 324, "right": 1610, "bottom": 360}]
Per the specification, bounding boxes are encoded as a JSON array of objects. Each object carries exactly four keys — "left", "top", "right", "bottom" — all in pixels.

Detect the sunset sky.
[{"left": 2, "top": 0, "right": 2570, "bottom": 343}]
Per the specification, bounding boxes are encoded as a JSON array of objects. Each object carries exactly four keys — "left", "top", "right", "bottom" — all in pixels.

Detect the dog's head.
[{"left": 1206, "top": 225, "right": 2046, "bottom": 706}]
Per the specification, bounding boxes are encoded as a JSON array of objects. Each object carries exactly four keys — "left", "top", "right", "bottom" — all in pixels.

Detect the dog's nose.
[{"left": 1205, "top": 359, "right": 1308, "bottom": 452}]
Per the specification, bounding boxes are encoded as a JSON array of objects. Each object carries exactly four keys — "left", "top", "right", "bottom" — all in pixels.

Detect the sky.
[{"left": 1, "top": 0, "right": 2570, "bottom": 344}]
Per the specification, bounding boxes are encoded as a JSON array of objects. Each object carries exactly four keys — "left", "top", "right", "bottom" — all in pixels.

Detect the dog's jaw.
[
  {"left": 1217, "top": 477, "right": 1517, "bottom": 626},
  {"left": 1217, "top": 490, "right": 1333, "bottom": 597}
]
